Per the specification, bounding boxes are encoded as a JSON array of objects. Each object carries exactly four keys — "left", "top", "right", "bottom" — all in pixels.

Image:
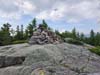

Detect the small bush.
[
  {"left": 12, "top": 40, "right": 28, "bottom": 44},
  {"left": 89, "top": 46, "right": 100, "bottom": 55},
  {"left": 64, "top": 38, "right": 84, "bottom": 45}
]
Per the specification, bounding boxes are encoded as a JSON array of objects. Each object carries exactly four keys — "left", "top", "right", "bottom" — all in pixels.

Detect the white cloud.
[
  {"left": 0, "top": 11, "right": 21, "bottom": 19},
  {"left": 0, "top": 0, "right": 36, "bottom": 20},
  {"left": 59, "top": 29, "right": 66, "bottom": 33},
  {"left": 0, "top": 0, "right": 100, "bottom": 23},
  {"left": 15, "top": 0, "right": 36, "bottom": 15},
  {"left": 50, "top": 3, "right": 67, "bottom": 20},
  {"left": 36, "top": 3, "right": 67, "bottom": 21},
  {"left": 36, "top": 11, "right": 49, "bottom": 20},
  {"left": 35, "top": 0, "right": 100, "bottom": 23},
  {"left": 67, "top": 18, "right": 79, "bottom": 23}
]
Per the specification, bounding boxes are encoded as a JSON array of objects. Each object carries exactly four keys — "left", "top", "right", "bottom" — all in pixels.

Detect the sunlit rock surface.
[{"left": 0, "top": 43, "right": 100, "bottom": 75}]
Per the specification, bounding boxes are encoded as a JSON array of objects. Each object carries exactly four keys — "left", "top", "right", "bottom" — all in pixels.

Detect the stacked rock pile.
[{"left": 28, "top": 24, "right": 62, "bottom": 45}]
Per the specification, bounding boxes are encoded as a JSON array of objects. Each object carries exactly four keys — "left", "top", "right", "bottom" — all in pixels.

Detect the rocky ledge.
[{"left": 0, "top": 43, "right": 100, "bottom": 75}]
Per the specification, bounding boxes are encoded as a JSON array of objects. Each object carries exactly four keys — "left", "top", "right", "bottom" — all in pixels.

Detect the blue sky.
[{"left": 0, "top": 0, "right": 100, "bottom": 34}]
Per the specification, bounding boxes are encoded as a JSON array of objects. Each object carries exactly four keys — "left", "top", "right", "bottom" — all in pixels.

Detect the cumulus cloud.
[
  {"left": 0, "top": 0, "right": 100, "bottom": 23},
  {"left": 36, "top": 3, "right": 67, "bottom": 20},
  {"left": 36, "top": 0, "right": 100, "bottom": 23},
  {"left": 0, "top": 0, "right": 36, "bottom": 19}
]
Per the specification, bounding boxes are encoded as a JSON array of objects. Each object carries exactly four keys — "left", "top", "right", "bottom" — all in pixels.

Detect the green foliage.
[
  {"left": 80, "top": 33, "right": 85, "bottom": 41},
  {"left": 0, "top": 23, "right": 12, "bottom": 45},
  {"left": 59, "top": 28, "right": 100, "bottom": 46},
  {"left": 14, "top": 25, "right": 24, "bottom": 41},
  {"left": 0, "top": 18, "right": 100, "bottom": 46},
  {"left": 12, "top": 40, "right": 28, "bottom": 44},
  {"left": 89, "top": 30, "right": 95, "bottom": 45},
  {"left": 26, "top": 18, "right": 37, "bottom": 37},
  {"left": 95, "top": 32, "right": 100, "bottom": 46},
  {"left": 55, "top": 30, "right": 61, "bottom": 36},
  {"left": 72, "top": 28, "right": 77, "bottom": 39},
  {"left": 89, "top": 46, "right": 100, "bottom": 55},
  {"left": 15, "top": 25, "right": 20, "bottom": 40},
  {"left": 20, "top": 25, "right": 24, "bottom": 39},
  {"left": 64, "top": 38, "right": 84, "bottom": 45},
  {"left": 42, "top": 19, "right": 48, "bottom": 29},
  {"left": 0, "top": 31, "right": 5, "bottom": 45},
  {"left": 24, "top": 29, "right": 29, "bottom": 39},
  {"left": 60, "top": 31, "right": 72, "bottom": 39}
]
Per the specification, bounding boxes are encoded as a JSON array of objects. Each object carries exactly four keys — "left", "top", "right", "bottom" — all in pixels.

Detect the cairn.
[{"left": 28, "top": 24, "right": 62, "bottom": 45}]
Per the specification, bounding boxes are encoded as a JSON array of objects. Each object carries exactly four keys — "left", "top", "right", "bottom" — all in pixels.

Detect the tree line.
[
  {"left": 0, "top": 18, "right": 48, "bottom": 45},
  {"left": 0, "top": 18, "right": 100, "bottom": 46},
  {"left": 55, "top": 28, "right": 100, "bottom": 46}
]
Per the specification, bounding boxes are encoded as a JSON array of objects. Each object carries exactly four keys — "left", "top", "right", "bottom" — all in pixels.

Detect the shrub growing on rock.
[
  {"left": 89, "top": 46, "right": 100, "bottom": 55},
  {"left": 64, "top": 38, "right": 84, "bottom": 45},
  {"left": 12, "top": 40, "right": 28, "bottom": 44}
]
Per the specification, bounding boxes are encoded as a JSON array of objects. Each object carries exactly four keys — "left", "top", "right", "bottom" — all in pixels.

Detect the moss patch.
[{"left": 89, "top": 46, "right": 100, "bottom": 55}]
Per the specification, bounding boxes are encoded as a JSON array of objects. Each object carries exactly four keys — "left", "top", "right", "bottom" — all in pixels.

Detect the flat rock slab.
[
  {"left": 0, "top": 43, "right": 100, "bottom": 75},
  {"left": 88, "top": 73, "right": 100, "bottom": 75}
]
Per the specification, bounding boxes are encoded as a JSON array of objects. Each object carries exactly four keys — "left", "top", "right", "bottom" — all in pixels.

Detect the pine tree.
[
  {"left": 76, "top": 32, "right": 80, "bottom": 40},
  {"left": 27, "top": 18, "right": 37, "bottom": 37},
  {"left": 10, "top": 28, "right": 16, "bottom": 41},
  {"left": 95, "top": 32, "right": 100, "bottom": 46},
  {"left": 0, "top": 23, "right": 11, "bottom": 45},
  {"left": 55, "top": 30, "right": 60, "bottom": 36},
  {"left": 20, "top": 25, "right": 24, "bottom": 39},
  {"left": 89, "top": 29, "right": 95, "bottom": 45},
  {"left": 80, "top": 33, "right": 85, "bottom": 41},
  {"left": 72, "top": 28, "right": 77, "bottom": 39},
  {"left": 0, "top": 30, "right": 4, "bottom": 45},
  {"left": 15, "top": 25, "right": 20, "bottom": 40},
  {"left": 32, "top": 18, "right": 36, "bottom": 28},
  {"left": 42, "top": 19, "right": 48, "bottom": 29},
  {"left": 24, "top": 29, "right": 29, "bottom": 39}
]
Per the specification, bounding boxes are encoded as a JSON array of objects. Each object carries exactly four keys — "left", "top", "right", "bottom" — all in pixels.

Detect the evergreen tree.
[
  {"left": 95, "top": 32, "right": 100, "bottom": 46},
  {"left": 24, "top": 29, "right": 29, "bottom": 39},
  {"left": 10, "top": 28, "right": 15, "bottom": 37},
  {"left": 89, "top": 29, "right": 95, "bottom": 45},
  {"left": 72, "top": 28, "right": 77, "bottom": 39},
  {"left": 0, "top": 31, "right": 3, "bottom": 45},
  {"left": 42, "top": 19, "right": 48, "bottom": 29},
  {"left": 61, "top": 31, "right": 68, "bottom": 38},
  {"left": 60, "top": 31, "right": 72, "bottom": 38},
  {"left": 15, "top": 25, "right": 21, "bottom": 40},
  {"left": 20, "top": 25, "right": 24, "bottom": 39},
  {"left": 0, "top": 23, "right": 11, "bottom": 45},
  {"left": 76, "top": 32, "right": 80, "bottom": 40},
  {"left": 27, "top": 18, "right": 37, "bottom": 37},
  {"left": 10, "top": 28, "right": 16, "bottom": 41},
  {"left": 80, "top": 33, "right": 85, "bottom": 41},
  {"left": 55, "top": 30, "right": 61, "bottom": 36}
]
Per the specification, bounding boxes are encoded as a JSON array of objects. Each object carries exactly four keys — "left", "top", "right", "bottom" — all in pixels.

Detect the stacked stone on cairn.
[{"left": 28, "top": 24, "right": 62, "bottom": 45}]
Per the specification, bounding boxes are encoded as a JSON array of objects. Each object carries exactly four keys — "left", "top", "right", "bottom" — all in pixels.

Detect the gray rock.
[
  {"left": 0, "top": 66, "right": 24, "bottom": 75},
  {"left": 0, "top": 56, "right": 25, "bottom": 68},
  {"left": 0, "top": 43, "right": 100, "bottom": 75}
]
